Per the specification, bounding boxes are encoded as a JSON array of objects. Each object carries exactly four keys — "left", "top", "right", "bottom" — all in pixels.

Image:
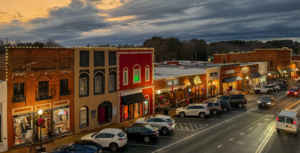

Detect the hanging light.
[{"left": 38, "top": 109, "right": 43, "bottom": 116}]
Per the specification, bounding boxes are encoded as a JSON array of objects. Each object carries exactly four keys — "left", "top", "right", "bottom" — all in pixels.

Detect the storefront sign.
[
  {"left": 113, "top": 107, "right": 117, "bottom": 115},
  {"left": 252, "top": 67, "right": 257, "bottom": 71},
  {"left": 242, "top": 67, "right": 248, "bottom": 74},
  {"left": 210, "top": 72, "right": 218, "bottom": 77},
  {"left": 194, "top": 76, "right": 201, "bottom": 84},
  {"left": 121, "top": 90, "right": 143, "bottom": 96},
  {"left": 226, "top": 70, "right": 234, "bottom": 74},
  {"left": 166, "top": 79, "right": 179, "bottom": 87},
  {"left": 15, "top": 113, "right": 33, "bottom": 117},
  {"left": 91, "top": 110, "right": 96, "bottom": 118}
]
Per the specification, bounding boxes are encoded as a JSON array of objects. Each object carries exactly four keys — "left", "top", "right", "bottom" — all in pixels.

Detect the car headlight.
[
  {"left": 258, "top": 101, "right": 261, "bottom": 103},
  {"left": 267, "top": 102, "right": 271, "bottom": 104}
]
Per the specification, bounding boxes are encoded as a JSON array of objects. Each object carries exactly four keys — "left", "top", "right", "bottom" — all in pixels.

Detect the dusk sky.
[{"left": 1, "top": 0, "right": 300, "bottom": 46}]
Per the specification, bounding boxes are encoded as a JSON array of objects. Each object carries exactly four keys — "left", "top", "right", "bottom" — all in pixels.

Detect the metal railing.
[
  {"left": 12, "top": 95, "right": 25, "bottom": 102},
  {"left": 60, "top": 89, "right": 70, "bottom": 96}
]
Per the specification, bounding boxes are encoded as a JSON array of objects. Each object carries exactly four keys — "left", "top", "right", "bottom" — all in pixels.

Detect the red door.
[{"left": 98, "top": 107, "right": 106, "bottom": 123}]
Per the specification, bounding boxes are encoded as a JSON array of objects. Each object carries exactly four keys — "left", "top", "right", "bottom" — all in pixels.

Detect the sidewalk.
[{"left": 5, "top": 110, "right": 177, "bottom": 153}]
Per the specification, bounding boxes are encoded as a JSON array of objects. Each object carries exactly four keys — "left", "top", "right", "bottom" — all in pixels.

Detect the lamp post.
[
  {"left": 284, "top": 70, "right": 287, "bottom": 79},
  {"left": 38, "top": 109, "right": 43, "bottom": 150}
]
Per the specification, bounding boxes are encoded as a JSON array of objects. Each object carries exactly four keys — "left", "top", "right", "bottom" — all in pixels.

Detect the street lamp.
[
  {"left": 158, "top": 90, "right": 161, "bottom": 94},
  {"left": 38, "top": 109, "right": 43, "bottom": 150}
]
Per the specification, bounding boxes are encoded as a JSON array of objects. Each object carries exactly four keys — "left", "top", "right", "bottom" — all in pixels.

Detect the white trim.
[
  {"left": 123, "top": 67, "right": 128, "bottom": 86},
  {"left": 133, "top": 69, "right": 141, "bottom": 84},
  {"left": 95, "top": 76, "right": 101, "bottom": 93},
  {"left": 109, "top": 75, "right": 115, "bottom": 91},
  {"left": 145, "top": 65, "right": 150, "bottom": 82},
  {"left": 121, "top": 90, "right": 143, "bottom": 96},
  {"left": 80, "top": 78, "right": 87, "bottom": 95}
]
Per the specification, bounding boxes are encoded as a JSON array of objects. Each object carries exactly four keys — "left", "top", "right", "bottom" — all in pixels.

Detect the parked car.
[
  {"left": 135, "top": 115, "right": 175, "bottom": 134},
  {"left": 202, "top": 100, "right": 222, "bottom": 115},
  {"left": 253, "top": 85, "right": 273, "bottom": 94},
  {"left": 51, "top": 140, "right": 102, "bottom": 153},
  {"left": 258, "top": 95, "right": 275, "bottom": 109},
  {"left": 176, "top": 104, "right": 210, "bottom": 118},
  {"left": 276, "top": 110, "right": 300, "bottom": 136},
  {"left": 269, "top": 84, "right": 281, "bottom": 91},
  {"left": 295, "top": 77, "right": 300, "bottom": 81},
  {"left": 219, "top": 101, "right": 231, "bottom": 112},
  {"left": 287, "top": 87, "right": 300, "bottom": 97},
  {"left": 81, "top": 128, "right": 127, "bottom": 152},
  {"left": 275, "top": 83, "right": 287, "bottom": 90},
  {"left": 215, "top": 94, "right": 247, "bottom": 108},
  {"left": 124, "top": 124, "right": 159, "bottom": 143}
]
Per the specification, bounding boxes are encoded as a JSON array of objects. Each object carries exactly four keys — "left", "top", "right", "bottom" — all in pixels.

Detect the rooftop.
[{"left": 279, "top": 110, "right": 298, "bottom": 117}]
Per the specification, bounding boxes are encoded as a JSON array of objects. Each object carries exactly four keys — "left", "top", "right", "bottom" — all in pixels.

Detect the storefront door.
[
  {"left": 144, "top": 101, "right": 149, "bottom": 115},
  {"left": 98, "top": 107, "right": 106, "bottom": 123}
]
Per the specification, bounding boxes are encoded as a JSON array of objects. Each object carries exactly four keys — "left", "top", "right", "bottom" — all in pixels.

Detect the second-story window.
[
  {"left": 60, "top": 79, "right": 69, "bottom": 96},
  {"left": 109, "top": 51, "right": 116, "bottom": 66},
  {"left": 80, "top": 51, "right": 89, "bottom": 67},
  {"left": 134, "top": 69, "right": 140, "bottom": 83},
  {"left": 223, "top": 59, "right": 226, "bottom": 63},
  {"left": 123, "top": 68, "right": 128, "bottom": 85},
  {"left": 95, "top": 76, "right": 101, "bottom": 93},
  {"left": 270, "top": 61, "right": 273, "bottom": 67},
  {"left": 234, "top": 60, "right": 236, "bottom": 63},
  {"left": 145, "top": 65, "right": 150, "bottom": 82},
  {"left": 94, "top": 51, "right": 104, "bottom": 67},
  {"left": 38, "top": 81, "right": 49, "bottom": 100},
  {"left": 13, "top": 83, "right": 25, "bottom": 102}
]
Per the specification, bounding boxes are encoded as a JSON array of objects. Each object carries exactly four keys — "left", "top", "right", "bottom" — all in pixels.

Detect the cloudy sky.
[{"left": 0, "top": 0, "right": 299, "bottom": 46}]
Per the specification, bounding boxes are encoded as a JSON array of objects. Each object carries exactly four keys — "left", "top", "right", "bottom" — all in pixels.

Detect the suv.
[
  {"left": 135, "top": 115, "right": 175, "bottom": 134},
  {"left": 275, "top": 83, "right": 287, "bottom": 90},
  {"left": 176, "top": 104, "right": 210, "bottom": 118},
  {"left": 219, "top": 101, "right": 231, "bottom": 112},
  {"left": 253, "top": 85, "right": 273, "bottom": 94},
  {"left": 215, "top": 94, "right": 247, "bottom": 108},
  {"left": 258, "top": 95, "right": 275, "bottom": 109},
  {"left": 202, "top": 101, "right": 222, "bottom": 115}
]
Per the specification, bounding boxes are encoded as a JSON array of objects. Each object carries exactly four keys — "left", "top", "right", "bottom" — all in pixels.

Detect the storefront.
[
  {"left": 278, "top": 67, "right": 294, "bottom": 79},
  {"left": 220, "top": 64, "right": 241, "bottom": 95},
  {"left": 206, "top": 67, "right": 220, "bottom": 98},
  {"left": 12, "top": 100, "right": 70, "bottom": 146}
]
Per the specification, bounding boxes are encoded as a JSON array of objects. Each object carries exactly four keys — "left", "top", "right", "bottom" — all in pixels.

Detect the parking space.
[{"left": 174, "top": 123, "right": 208, "bottom": 131}]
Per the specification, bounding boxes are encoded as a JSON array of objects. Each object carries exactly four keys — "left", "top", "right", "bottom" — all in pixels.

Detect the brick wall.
[
  {"left": 292, "top": 56, "right": 300, "bottom": 61},
  {"left": 0, "top": 54, "right": 5, "bottom": 81}
]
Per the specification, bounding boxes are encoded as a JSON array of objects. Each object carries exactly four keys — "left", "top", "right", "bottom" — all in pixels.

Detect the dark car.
[
  {"left": 216, "top": 94, "right": 247, "bottom": 108},
  {"left": 125, "top": 124, "right": 159, "bottom": 143},
  {"left": 287, "top": 87, "right": 300, "bottom": 97},
  {"left": 51, "top": 140, "right": 102, "bottom": 153},
  {"left": 219, "top": 101, "right": 231, "bottom": 112},
  {"left": 258, "top": 95, "right": 275, "bottom": 108},
  {"left": 275, "top": 83, "right": 287, "bottom": 90}
]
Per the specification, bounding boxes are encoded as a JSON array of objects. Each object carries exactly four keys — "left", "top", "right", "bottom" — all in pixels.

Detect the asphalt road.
[{"left": 104, "top": 80, "right": 300, "bottom": 153}]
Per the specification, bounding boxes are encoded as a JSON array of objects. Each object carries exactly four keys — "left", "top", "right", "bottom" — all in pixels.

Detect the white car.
[
  {"left": 276, "top": 110, "right": 300, "bottom": 136},
  {"left": 81, "top": 128, "right": 127, "bottom": 152},
  {"left": 296, "top": 77, "right": 300, "bottom": 81},
  {"left": 253, "top": 85, "right": 274, "bottom": 94},
  {"left": 176, "top": 104, "right": 210, "bottom": 118},
  {"left": 135, "top": 115, "right": 175, "bottom": 134}
]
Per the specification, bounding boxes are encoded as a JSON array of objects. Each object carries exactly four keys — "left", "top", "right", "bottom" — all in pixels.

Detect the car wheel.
[
  {"left": 238, "top": 103, "right": 243, "bottom": 108},
  {"left": 268, "top": 90, "right": 273, "bottom": 94},
  {"left": 212, "top": 110, "right": 217, "bottom": 115},
  {"left": 199, "top": 112, "right": 205, "bottom": 118},
  {"left": 144, "top": 136, "right": 150, "bottom": 143},
  {"left": 255, "top": 90, "right": 260, "bottom": 94},
  {"left": 110, "top": 143, "right": 118, "bottom": 152},
  {"left": 276, "top": 89, "right": 279, "bottom": 92},
  {"left": 276, "top": 128, "right": 280, "bottom": 132},
  {"left": 179, "top": 112, "right": 185, "bottom": 118},
  {"left": 161, "top": 127, "right": 169, "bottom": 134},
  {"left": 223, "top": 107, "right": 228, "bottom": 112}
]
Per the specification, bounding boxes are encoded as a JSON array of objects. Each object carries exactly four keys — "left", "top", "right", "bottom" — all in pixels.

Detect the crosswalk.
[{"left": 174, "top": 123, "right": 208, "bottom": 131}]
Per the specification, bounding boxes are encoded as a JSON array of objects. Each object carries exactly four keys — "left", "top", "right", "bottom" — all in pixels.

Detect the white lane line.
[
  {"left": 240, "top": 132, "right": 244, "bottom": 135},
  {"left": 217, "top": 145, "right": 222, "bottom": 148},
  {"left": 255, "top": 125, "right": 275, "bottom": 153},
  {"left": 229, "top": 138, "right": 234, "bottom": 141},
  {"left": 250, "top": 127, "right": 253, "bottom": 130},
  {"left": 180, "top": 123, "right": 183, "bottom": 130},
  {"left": 127, "top": 143, "right": 158, "bottom": 147},
  {"left": 185, "top": 123, "right": 190, "bottom": 131}
]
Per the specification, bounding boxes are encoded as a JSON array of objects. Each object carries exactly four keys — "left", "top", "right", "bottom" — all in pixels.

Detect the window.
[
  {"left": 80, "top": 106, "right": 88, "bottom": 128},
  {"left": 286, "top": 118, "right": 294, "bottom": 124},
  {"left": 145, "top": 66, "right": 150, "bottom": 82},
  {"left": 80, "top": 78, "right": 87, "bottom": 95},
  {"left": 137, "top": 127, "right": 147, "bottom": 132},
  {"left": 94, "top": 51, "right": 104, "bottom": 66},
  {"left": 80, "top": 51, "right": 89, "bottom": 67},
  {"left": 13, "top": 83, "right": 24, "bottom": 102},
  {"left": 109, "top": 51, "right": 116, "bottom": 66},
  {"left": 214, "top": 103, "right": 220, "bottom": 106},
  {"left": 187, "top": 106, "right": 194, "bottom": 109},
  {"left": 194, "top": 106, "right": 204, "bottom": 109},
  {"left": 154, "top": 118, "right": 165, "bottom": 122},
  {"left": 208, "top": 103, "right": 213, "bottom": 106},
  {"left": 270, "top": 61, "right": 273, "bottom": 67},
  {"left": 38, "top": 81, "right": 49, "bottom": 100},
  {"left": 134, "top": 69, "right": 140, "bottom": 83},
  {"left": 95, "top": 76, "right": 101, "bottom": 93},
  {"left": 109, "top": 75, "right": 115, "bottom": 91},
  {"left": 127, "top": 127, "right": 138, "bottom": 133},
  {"left": 60, "top": 79, "right": 69, "bottom": 96},
  {"left": 278, "top": 117, "right": 285, "bottom": 123},
  {"left": 123, "top": 68, "right": 128, "bottom": 85},
  {"left": 223, "top": 59, "right": 226, "bottom": 63},
  {"left": 173, "top": 79, "right": 178, "bottom": 85},
  {"left": 147, "top": 118, "right": 155, "bottom": 122},
  {"left": 96, "top": 133, "right": 105, "bottom": 138},
  {"left": 234, "top": 60, "right": 236, "bottom": 63}
]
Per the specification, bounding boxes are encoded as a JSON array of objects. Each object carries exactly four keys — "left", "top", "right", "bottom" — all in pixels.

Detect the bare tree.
[{"left": 44, "top": 38, "right": 62, "bottom": 47}]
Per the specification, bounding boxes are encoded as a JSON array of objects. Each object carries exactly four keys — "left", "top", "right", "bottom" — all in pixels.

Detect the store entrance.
[{"left": 98, "top": 107, "right": 106, "bottom": 123}]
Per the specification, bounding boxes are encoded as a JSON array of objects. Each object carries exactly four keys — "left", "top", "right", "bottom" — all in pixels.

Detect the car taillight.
[
  {"left": 219, "top": 106, "right": 221, "bottom": 109},
  {"left": 168, "top": 123, "right": 173, "bottom": 126},
  {"left": 294, "top": 121, "right": 297, "bottom": 125},
  {"left": 276, "top": 118, "right": 279, "bottom": 121},
  {"left": 206, "top": 109, "right": 209, "bottom": 110},
  {"left": 118, "top": 138, "right": 123, "bottom": 140},
  {"left": 152, "top": 132, "right": 158, "bottom": 135},
  {"left": 287, "top": 92, "right": 289, "bottom": 94}
]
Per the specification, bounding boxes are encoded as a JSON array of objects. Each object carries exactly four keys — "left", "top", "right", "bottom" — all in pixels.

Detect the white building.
[{"left": 0, "top": 80, "right": 7, "bottom": 152}]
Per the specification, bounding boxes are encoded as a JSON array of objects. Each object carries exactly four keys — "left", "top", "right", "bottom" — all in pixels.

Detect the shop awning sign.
[{"left": 226, "top": 70, "right": 234, "bottom": 74}]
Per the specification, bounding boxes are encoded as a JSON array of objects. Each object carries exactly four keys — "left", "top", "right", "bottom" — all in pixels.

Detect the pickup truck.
[
  {"left": 215, "top": 94, "right": 247, "bottom": 108},
  {"left": 276, "top": 110, "right": 300, "bottom": 136},
  {"left": 253, "top": 85, "right": 273, "bottom": 94}
]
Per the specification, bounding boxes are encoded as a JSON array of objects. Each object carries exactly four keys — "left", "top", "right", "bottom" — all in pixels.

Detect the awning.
[
  {"left": 249, "top": 72, "right": 263, "bottom": 79},
  {"left": 278, "top": 67, "right": 294, "bottom": 74},
  {"left": 268, "top": 71, "right": 279, "bottom": 75},
  {"left": 122, "top": 93, "right": 146, "bottom": 105},
  {"left": 223, "top": 76, "right": 242, "bottom": 83}
]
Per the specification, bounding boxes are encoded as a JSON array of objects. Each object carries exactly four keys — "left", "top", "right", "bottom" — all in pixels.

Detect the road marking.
[
  {"left": 255, "top": 125, "right": 275, "bottom": 153},
  {"left": 229, "top": 138, "right": 234, "bottom": 141},
  {"left": 180, "top": 124, "right": 183, "bottom": 130},
  {"left": 285, "top": 100, "right": 300, "bottom": 110},
  {"left": 217, "top": 145, "right": 222, "bottom": 148},
  {"left": 258, "top": 122, "right": 261, "bottom": 124},
  {"left": 127, "top": 143, "right": 158, "bottom": 147},
  {"left": 250, "top": 127, "right": 253, "bottom": 130},
  {"left": 185, "top": 123, "right": 190, "bottom": 131},
  {"left": 240, "top": 132, "right": 244, "bottom": 135},
  {"left": 159, "top": 136, "right": 178, "bottom": 138},
  {"left": 271, "top": 115, "right": 274, "bottom": 117},
  {"left": 151, "top": 95, "right": 287, "bottom": 153}
]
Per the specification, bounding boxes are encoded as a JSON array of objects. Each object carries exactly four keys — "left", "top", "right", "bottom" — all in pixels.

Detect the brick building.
[
  {"left": 117, "top": 49, "right": 154, "bottom": 123},
  {"left": 5, "top": 47, "right": 74, "bottom": 149},
  {"left": 214, "top": 47, "right": 294, "bottom": 79}
]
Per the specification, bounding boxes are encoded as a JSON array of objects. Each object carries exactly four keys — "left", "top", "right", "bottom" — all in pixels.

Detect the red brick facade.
[{"left": 6, "top": 48, "right": 74, "bottom": 149}]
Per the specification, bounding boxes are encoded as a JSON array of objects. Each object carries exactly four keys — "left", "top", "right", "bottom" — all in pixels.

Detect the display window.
[
  {"left": 13, "top": 114, "right": 34, "bottom": 145},
  {"left": 53, "top": 107, "right": 69, "bottom": 134},
  {"left": 134, "top": 103, "right": 140, "bottom": 118},
  {"left": 144, "top": 101, "right": 149, "bottom": 115},
  {"left": 124, "top": 105, "right": 128, "bottom": 121}
]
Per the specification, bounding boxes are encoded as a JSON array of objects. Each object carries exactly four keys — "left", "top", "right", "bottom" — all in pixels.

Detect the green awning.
[
  {"left": 278, "top": 67, "right": 294, "bottom": 74},
  {"left": 122, "top": 93, "right": 146, "bottom": 105},
  {"left": 249, "top": 72, "right": 263, "bottom": 79},
  {"left": 223, "top": 76, "right": 242, "bottom": 83}
]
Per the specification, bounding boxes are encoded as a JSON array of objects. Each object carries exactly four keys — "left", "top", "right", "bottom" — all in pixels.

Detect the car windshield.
[
  {"left": 144, "top": 125, "right": 155, "bottom": 131},
  {"left": 166, "top": 118, "right": 173, "bottom": 122},
  {"left": 290, "top": 89, "right": 297, "bottom": 91},
  {"left": 261, "top": 97, "right": 270, "bottom": 100},
  {"left": 117, "top": 131, "right": 126, "bottom": 137}
]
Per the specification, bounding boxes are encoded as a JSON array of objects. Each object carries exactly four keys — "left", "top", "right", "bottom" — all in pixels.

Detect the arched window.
[
  {"left": 94, "top": 71, "right": 105, "bottom": 95},
  {"left": 123, "top": 67, "right": 128, "bottom": 85},
  {"left": 270, "top": 61, "right": 273, "bottom": 67},
  {"left": 79, "top": 73, "right": 89, "bottom": 97},
  {"left": 145, "top": 65, "right": 150, "bottom": 82},
  {"left": 133, "top": 64, "right": 141, "bottom": 83},
  {"left": 80, "top": 106, "right": 89, "bottom": 128}
]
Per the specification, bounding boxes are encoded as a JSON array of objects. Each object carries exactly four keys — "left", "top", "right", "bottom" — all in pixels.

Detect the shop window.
[
  {"left": 53, "top": 107, "right": 70, "bottom": 133},
  {"left": 270, "top": 61, "right": 273, "bottom": 67},
  {"left": 109, "top": 71, "right": 116, "bottom": 92},
  {"left": 95, "top": 76, "right": 101, "bottom": 93},
  {"left": 109, "top": 51, "right": 116, "bottom": 66},
  {"left": 80, "top": 106, "right": 88, "bottom": 128},
  {"left": 134, "top": 69, "right": 140, "bottom": 83},
  {"left": 38, "top": 81, "right": 50, "bottom": 101},
  {"left": 79, "top": 73, "right": 89, "bottom": 97},
  {"left": 223, "top": 59, "right": 226, "bottom": 63},
  {"left": 80, "top": 51, "right": 89, "bottom": 67},
  {"left": 94, "top": 51, "right": 104, "bottom": 67},
  {"left": 60, "top": 79, "right": 69, "bottom": 96},
  {"left": 234, "top": 60, "right": 236, "bottom": 63},
  {"left": 123, "top": 68, "right": 128, "bottom": 85},
  {"left": 145, "top": 65, "right": 150, "bottom": 82},
  {"left": 13, "top": 83, "right": 25, "bottom": 102},
  {"left": 13, "top": 114, "right": 34, "bottom": 145}
]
